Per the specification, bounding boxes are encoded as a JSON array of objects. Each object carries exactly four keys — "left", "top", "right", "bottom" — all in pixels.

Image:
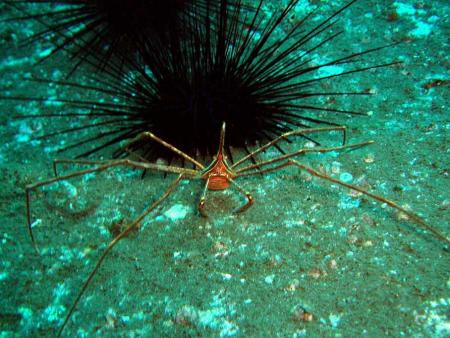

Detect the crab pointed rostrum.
[
  {"left": 12, "top": 0, "right": 397, "bottom": 164},
  {"left": 5, "top": 0, "right": 219, "bottom": 74}
]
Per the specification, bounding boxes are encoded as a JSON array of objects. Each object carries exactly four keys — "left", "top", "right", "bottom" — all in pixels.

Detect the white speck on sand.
[
  {"left": 18, "top": 306, "right": 33, "bottom": 329},
  {"left": 329, "top": 313, "right": 341, "bottom": 328},
  {"left": 264, "top": 275, "right": 275, "bottom": 284},
  {"left": 415, "top": 299, "right": 450, "bottom": 336},
  {"left": 163, "top": 204, "right": 189, "bottom": 221},
  {"left": 317, "top": 65, "right": 344, "bottom": 77},
  {"left": 339, "top": 172, "right": 353, "bottom": 183},
  {"left": 42, "top": 283, "right": 69, "bottom": 323},
  {"left": 411, "top": 21, "right": 433, "bottom": 38},
  {"left": 0, "top": 271, "right": 9, "bottom": 280},
  {"left": 339, "top": 195, "right": 360, "bottom": 209},
  {"left": 174, "top": 293, "right": 239, "bottom": 337},
  {"left": 393, "top": 2, "right": 416, "bottom": 16}
]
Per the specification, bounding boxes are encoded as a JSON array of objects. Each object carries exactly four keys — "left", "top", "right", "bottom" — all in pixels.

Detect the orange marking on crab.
[
  {"left": 202, "top": 151, "right": 235, "bottom": 190},
  {"left": 208, "top": 177, "right": 229, "bottom": 190},
  {"left": 200, "top": 123, "right": 236, "bottom": 191},
  {"left": 202, "top": 153, "right": 235, "bottom": 190}
]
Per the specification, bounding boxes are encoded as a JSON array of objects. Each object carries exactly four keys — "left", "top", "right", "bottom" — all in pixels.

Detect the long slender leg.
[
  {"left": 53, "top": 143, "right": 156, "bottom": 177},
  {"left": 27, "top": 161, "right": 129, "bottom": 253},
  {"left": 236, "top": 140, "right": 373, "bottom": 176},
  {"left": 228, "top": 178, "right": 254, "bottom": 214},
  {"left": 290, "top": 160, "right": 449, "bottom": 245},
  {"left": 252, "top": 159, "right": 449, "bottom": 245},
  {"left": 126, "top": 131, "right": 205, "bottom": 169},
  {"left": 198, "top": 177, "right": 210, "bottom": 217},
  {"left": 232, "top": 126, "right": 347, "bottom": 169},
  {"left": 27, "top": 159, "right": 196, "bottom": 252},
  {"left": 53, "top": 159, "right": 112, "bottom": 176},
  {"left": 56, "top": 174, "right": 183, "bottom": 337},
  {"left": 123, "top": 142, "right": 153, "bottom": 178}
]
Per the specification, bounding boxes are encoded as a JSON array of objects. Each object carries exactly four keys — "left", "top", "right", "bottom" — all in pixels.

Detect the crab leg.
[
  {"left": 232, "top": 126, "right": 347, "bottom": 169},
  {"left": 26, "top": 159, "right": 197, "bottom": 252},
  {"left": 236, "top": 140, "right": 373, "bottom": 175},
  {"left": 56, "top": 174, "right": 184, "bottom": 337},
  {"left": 228, "top": 177, "right": 254, "bottom": 214},
  {"left": 246, "top": 158, "right": 450, "bottom": 245}
]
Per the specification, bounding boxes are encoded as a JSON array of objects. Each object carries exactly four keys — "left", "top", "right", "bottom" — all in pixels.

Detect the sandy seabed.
[{"left": 0, "top": 1, "right": 448, "bottom": 337}]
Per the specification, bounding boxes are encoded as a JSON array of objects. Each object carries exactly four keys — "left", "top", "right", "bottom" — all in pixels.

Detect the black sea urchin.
[{"left": 14, "top": 0, "right": 396, "bottom": 165}]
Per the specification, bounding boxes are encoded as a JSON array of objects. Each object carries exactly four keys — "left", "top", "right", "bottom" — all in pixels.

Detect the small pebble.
[
  {"left": 221, "top": 273, "right": 232, "bottom": 281},
  {"left": 308, "top": 268, "right": 325, "bottom": 279},
  {"left": 292, "top": 305, "right": 313, "bottom": 322},
  {"left": 339, "top": 172, "right": 353, "bottom": 183},
  {"left": 285, "top": 278, "right": 300, "bottom": 291},
  {"left": 264, "top": 275, "right": 275, "bottom": 284},
  {"left": 395, "top": 204, "right": 412, "bottom": 221},
  {"left": 364, "top": 154, "right": 375, "bottom": 163},
  {"left": 331, "top": 161, "right": 341, "bottom": 174},
  {"left": 164, "top": 204, "right": 189, "bottom": 221},
  {"left": 363, "top": 240, "right": 373, "bottom": 247},
  {"left": 328, "top": 259, "right": 337, "bottom": 270}
]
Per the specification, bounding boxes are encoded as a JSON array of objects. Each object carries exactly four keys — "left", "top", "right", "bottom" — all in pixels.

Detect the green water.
[{"left": 0, "top": 1, "right": 448, "bottom": 337}]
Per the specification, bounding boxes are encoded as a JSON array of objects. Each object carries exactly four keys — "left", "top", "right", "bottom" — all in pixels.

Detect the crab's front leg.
[
  {"left": 198, "top": 177, "right": 210, "bottom": 217},
  {"left": 228, "top": 177, "right": 254, "bottom": 214}
]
